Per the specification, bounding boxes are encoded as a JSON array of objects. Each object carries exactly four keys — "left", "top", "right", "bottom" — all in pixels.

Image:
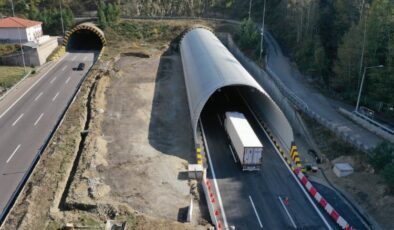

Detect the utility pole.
[
  {"left": 259, "top": 0, "right": 266, "bottom": 62},
  {"left": 355, "top": 65, "right": 384, "bottom": 112},
  {"left": 10, "top": 0, "right": 27, "bottom": 73},
  {"left": 358, "top": 12, "right": 368, "bottom": 89},
  {"left": 59, "top": 0, "right": 65, "bottom": 35},
  {"left": 248, "top": 0, "right": 252, "bottom": 20}
]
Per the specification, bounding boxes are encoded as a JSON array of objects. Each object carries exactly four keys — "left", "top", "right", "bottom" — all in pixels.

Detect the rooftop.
[{"left": 0, "top": 17, "right": 42, "bottom": 28}]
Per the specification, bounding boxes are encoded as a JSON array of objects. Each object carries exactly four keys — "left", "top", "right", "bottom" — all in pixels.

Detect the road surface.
[
  {"left": 0, "top": 51, "right": 97, "bottom": 219},
  {"left": 200, "top": 87, "right": 334, "bottom": 229},
  {"left": 264, "top": 31, "right": 381, "bottom": 149}
]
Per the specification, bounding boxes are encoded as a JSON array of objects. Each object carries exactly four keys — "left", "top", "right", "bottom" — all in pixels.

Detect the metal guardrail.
[
  {"left": 0, "top": 55, "right": 98, "bottom": 225},
  {"left": 353, "top": 111, "right": 394, "bottom": 136}
]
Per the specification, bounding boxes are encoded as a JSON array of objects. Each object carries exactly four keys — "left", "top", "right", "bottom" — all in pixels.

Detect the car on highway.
[{"left": 76, "top": 63, "right": 85, "bottom": 71}]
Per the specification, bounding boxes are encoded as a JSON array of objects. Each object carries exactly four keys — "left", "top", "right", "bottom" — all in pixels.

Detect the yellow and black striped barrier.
[
  {"left": 260, "top": 122, "right": 307, "bottom": 172},
  {"left": 290, "top": 142, "right": 303, "bottom": 169},
  {"left": 196, "top": 146, "right": 203, "bottom": 166}
]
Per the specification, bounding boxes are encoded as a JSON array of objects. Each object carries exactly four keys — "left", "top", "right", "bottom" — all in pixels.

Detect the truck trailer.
[{"left": 224, "top": 112, "right": 263, "bottom": 171}]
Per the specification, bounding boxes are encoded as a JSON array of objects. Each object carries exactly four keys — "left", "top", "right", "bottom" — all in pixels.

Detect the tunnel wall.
[
  {"left": 63, "top": 22, "right": 106, "bottom": 49},
  {"left": 180, "top": 28, "right": 294, "bottom": 149}
]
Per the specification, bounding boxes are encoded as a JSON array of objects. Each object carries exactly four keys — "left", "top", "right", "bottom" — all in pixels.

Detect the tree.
[
  {"left": 369, "top": 142, "right": 394, "bottom": 172},
  {"left": 235, "top": 18, "right": 260, "bottom": 55},
  {"left": 382, "top": 164, "right": 394, "bottom": 193},
  {"left": 98, "top": 0, "right": 107, "bottom": 29}
]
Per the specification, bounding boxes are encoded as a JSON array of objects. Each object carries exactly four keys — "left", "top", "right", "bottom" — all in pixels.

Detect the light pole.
[
  {"left": 59, "top": 0, "right": 65, "bottom": 35},
  {"left": 355, "top": 65, "right": 384, "bottom": 112},
  {"left": 248, "top": 0, "right": 252, "bottom": 20},
  {"left": 259, "top": 0, "right": 266, "bottom": 62},
  {"left": 9, "top": 0, "right": 27, "bottom": 73}
]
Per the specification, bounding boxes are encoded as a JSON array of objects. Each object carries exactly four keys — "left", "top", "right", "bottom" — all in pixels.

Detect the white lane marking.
[
  {"left": 217, "top": 114, "right": 223, "bottom": 126},
  {"left": 34, "top": 113, "right": 44, "bottom": 126},
  {"left": 0, "top": 53, "right": 69, "bottom": 119},
  {"left": 52, "top": 92, "right": 60, "bottom": 102},
  {"left": 34, "top": 92, "right": 43, "bottom": 101},
  {"left": 238, "top": 90, "right": 333, "bottom": 230},
  {"left": 71, "top": 55, "right": 77, "bottom": 61},
  {"left": 249, "top": 195, "right": 264, "bottom": 228},
  {"left": 200, "top": 120, "right": 229, "bottom": 229},
  {"left": 228, "top": 145, "right": 237, "bottom": 163},
  {"left": 278, "top": 196, "right": 297, "bottom": 228},
  {"left": 7, "top": 144, "right": 21, "bottom": 163},
  {"left": 61, "top": 65, "right": 67, "bottom": 71},
  {"left": 50, "top": 76, "right": 57, "bottom": 84},
  {"left": 65, "top": 77, "right": 71, "bottom": 84},
  {"left": 12, "top": 113, "right": 24, "bottom": 126}
]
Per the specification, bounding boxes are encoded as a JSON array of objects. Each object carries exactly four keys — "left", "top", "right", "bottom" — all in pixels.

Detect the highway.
[
  {"left": 200, "top": 87, "right": 333, "bottom": 229},
  {"left": 0, "top": 51, "right": 97, "bottom": 219}
]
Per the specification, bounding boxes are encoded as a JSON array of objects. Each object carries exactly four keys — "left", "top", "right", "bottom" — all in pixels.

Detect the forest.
[{"left": 0, "top": 0, "right": 393, "bottom": 118}]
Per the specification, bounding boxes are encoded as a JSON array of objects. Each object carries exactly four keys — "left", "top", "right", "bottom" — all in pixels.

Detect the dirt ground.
[{"left": 65, "top": 45, "right": 209, "bottom": 227}]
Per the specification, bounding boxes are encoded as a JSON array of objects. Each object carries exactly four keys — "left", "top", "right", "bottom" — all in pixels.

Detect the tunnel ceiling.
[
  {"left": 63, "top": 22, "right": 106, "bottom": 51},
  {"left": 180, "top": 28, "right": 294, "bottom": 148}
]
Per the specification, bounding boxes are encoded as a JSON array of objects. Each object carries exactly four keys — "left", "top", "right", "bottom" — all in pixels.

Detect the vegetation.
[
  {"left": 370, "top": 142, "right": 394, "bottom": 193},
  {"left": 0, "top": 44, "right": 19, "bottom": 56},
  {"left": 97, "top": 0, "right": 120, "bottom": 29},
  {"left": 234, "top": 18, "right": 261, "bottom": 60},
  {"left": 0, "top": 66, "right": 30, "bottom": 90}
]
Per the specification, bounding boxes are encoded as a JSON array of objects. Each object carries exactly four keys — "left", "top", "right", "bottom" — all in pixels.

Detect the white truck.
[{"left": 224, "top": 112, "right": 263, "bottom": 171}]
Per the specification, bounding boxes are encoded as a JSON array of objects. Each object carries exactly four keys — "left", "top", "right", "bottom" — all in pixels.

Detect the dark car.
[
  {"left": 76, "top": 63, "right": 85, "bottom": 71},
  {"left": 308, "top": 149, "right": 322, "bottom": 164}
]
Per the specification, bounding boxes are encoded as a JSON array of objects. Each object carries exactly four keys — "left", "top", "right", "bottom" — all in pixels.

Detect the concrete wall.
[
  {"left": 0, "top": 37, "right": 58, "bottom": 67},
  {"left": 0, "top": 28, "right": 28, "bottom": 42},
  {"left": 0, "top": 25, "right": 42, "bottom": 43}
]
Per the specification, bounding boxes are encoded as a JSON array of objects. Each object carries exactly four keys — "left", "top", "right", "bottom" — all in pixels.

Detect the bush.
[
  {"left": 369, "top": 142, "right": 394, "bottom": 172},
  {"left": 382, "top": 164, "right": 394, "bottom": 194}
]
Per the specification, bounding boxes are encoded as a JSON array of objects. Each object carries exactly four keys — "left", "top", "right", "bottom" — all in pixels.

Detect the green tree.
[
  {"left": 235, "top": 18, "right": 260, "bottom": 56},
  {"left": 382, "top": 164, "right": 394, "bottom": 193},
  {"left": 369, "top": 142, "right": 394, "bottom": 172},
  {"left": 98, "top": 0, "right": 107, "bottom": 29}
]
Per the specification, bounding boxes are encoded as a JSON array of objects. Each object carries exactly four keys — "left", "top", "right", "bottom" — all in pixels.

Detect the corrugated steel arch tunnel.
[
  {"left": 63, "top": 22, "right": 106, "bottom": 51},
  {"left": 180, "top": 28, "right": 294, "bottom": 150}
]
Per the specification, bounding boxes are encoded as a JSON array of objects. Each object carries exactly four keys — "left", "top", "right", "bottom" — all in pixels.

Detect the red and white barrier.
[
  {"left": 202, "top": 177, "right": 224, "bottom": 229},
  {"left": 294, "top": 168, "right": 355, "bottom": 230}
]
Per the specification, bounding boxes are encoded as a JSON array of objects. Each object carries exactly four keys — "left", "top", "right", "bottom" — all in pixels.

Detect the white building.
[{"left": 0, "top": 17, "right": 43, "bottom": 43}]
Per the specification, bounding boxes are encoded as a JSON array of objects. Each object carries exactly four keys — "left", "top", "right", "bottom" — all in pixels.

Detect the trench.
[{"left": 58, "top": 74, "right": 100, "bottom": 211}]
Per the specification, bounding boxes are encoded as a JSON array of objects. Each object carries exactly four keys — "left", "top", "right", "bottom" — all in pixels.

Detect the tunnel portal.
[{"left": 63, "top": 23, "right": 106, "bottom": 51}]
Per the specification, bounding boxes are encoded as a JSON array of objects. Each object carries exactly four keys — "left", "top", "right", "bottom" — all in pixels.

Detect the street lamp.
[
  {"left": 258, "top": 0, "right": 266, "bottom": 62},
  {"left": 9, "top": 0, "right": 27, "bottom": 73},
  {"left": 355, "top": 65, "right": 384, "bottom": 112},
  {"left": 248, "top": 0, "right": 253, "bottom": 20},
  {"left": 59, "top": 0, "right": 65, "bottom": 35}
]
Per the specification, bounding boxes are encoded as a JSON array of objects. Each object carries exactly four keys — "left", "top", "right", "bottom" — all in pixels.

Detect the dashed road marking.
[
  {"left": 34, "top": 113, "right": 44, "bottom": 126},
  {"left": 228, "top": 145, "right": 237, "bottom": 163},
  {"left": 65, "top": 77, "right": 71, "bottom": 84},
  {"left": 217, "top": 114, "right": 223, "bottom": 126},
  {"left": 34, "top": 92, "right": 43, "bottom": 101},
  {"left": 12, "top": 113, "right": 24, "bottom": 126},
  {"left": 278, "top": 196, "right": 297, "bottom": 228},
  {"left": 249, "top": 195, "right": 264, "bottom": 228},
  {"left": 61, "top": 65, "right": 67, "bottom": 71},
  {"left": 52, "top": 92, "right": 60, "bottom": 102},
  {"left": 50, "top": 76, "right": 57, "bottom": 84},
  {"left": 7, "top": 144, "right": 21, "bottom": 163}
]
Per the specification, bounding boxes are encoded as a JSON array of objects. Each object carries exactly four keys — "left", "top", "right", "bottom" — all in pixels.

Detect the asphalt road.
[
  {"left": 201, "top": 87, "right": 333, "bottom": 230},
  {"left": 264, "top": 31, "right": 381, "bottom": 149},
  {"left": 0, "top": 51, "right": 97, "bottom": 218}
]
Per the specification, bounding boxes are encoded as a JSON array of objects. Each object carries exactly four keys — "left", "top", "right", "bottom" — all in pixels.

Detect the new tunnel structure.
[
  {"left": 63, "top": 22, "right": 106, "bottom": 51},
  {"left": 180, "top": 28, "right": 294, "bottom": 150}
]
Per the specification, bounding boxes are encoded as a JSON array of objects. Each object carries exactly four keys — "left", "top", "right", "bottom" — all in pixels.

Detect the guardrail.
[
  {"left": 0, "top": 54, "right": 100, "bottom": 225},
  {"left": 353, "top": 111, "right": 394, "bottom": 136}
]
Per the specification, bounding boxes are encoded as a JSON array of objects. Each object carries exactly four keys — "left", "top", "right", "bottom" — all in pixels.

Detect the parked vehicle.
[{"left": 224, "top": 112, "right": 263, "bottom": 171}]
